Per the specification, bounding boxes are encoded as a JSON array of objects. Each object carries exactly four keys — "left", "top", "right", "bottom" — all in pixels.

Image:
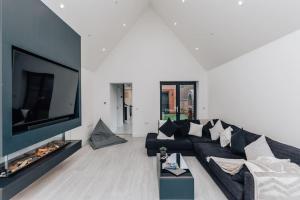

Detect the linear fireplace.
[
  {"left": 0, "top": 140, "right": 81, "bottom": 200},
  {"left": 0, "top": 138, "right": 70, "bottom": 177}
]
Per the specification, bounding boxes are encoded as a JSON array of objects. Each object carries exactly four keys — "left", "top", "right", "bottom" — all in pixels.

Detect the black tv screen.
[{"left": 12, "top": 47, "right": 79, "bottom": 134}]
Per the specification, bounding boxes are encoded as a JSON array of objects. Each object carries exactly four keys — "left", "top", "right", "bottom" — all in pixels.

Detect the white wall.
[
  {"left": 209, "top": 30, "right": 300, "bottom": 148},
  {"left": 66, "top": 68, "right": 95, "bottom": 144},
  {"left": 93, "top": 9, "right": 208, "bottom": 137}
]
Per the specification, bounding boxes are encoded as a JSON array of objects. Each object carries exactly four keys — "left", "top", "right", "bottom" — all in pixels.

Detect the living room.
[{"left": 1, "top": 0, "right": 300, "bottom": 200}]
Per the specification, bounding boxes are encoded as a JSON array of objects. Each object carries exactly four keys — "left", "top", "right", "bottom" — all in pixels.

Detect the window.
[{"left": 160, "top": 82, "right": 197, "bottom": 121}]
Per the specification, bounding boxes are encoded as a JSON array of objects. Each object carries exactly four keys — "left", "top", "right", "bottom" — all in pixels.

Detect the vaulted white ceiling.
[
  {"left": 42, "top": 0, "right": 149, "bottom": 70},
  {"left": 151, "top": 0, "right": 300, "bottom": 69},
  {"left": 42, "top": 0, "right": 300, "bottom": 70}
]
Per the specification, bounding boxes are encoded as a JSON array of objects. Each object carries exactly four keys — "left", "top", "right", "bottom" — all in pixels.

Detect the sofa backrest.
[
  {"left": 244, "top": 131, "right": 260, "bottom": 145},
  {"left": 158, "top": 119, "right": 201, "bottom": 139},
  {"left": 266, "top": 138, "right": 300, "bottom": 165},
  {"left": 202, "top": 119, "right": 300, "bottom": 165},
  {"left": 243, "top": 130, "right": 300, "bottom": 165}
]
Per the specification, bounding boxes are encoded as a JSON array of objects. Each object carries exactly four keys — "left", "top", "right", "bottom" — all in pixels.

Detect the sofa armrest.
[
  {"left": 244, "top": 172, "right": 255, "bottom": 200},
  {"left": 145, "top": 133, "right": 158, "bottom": 148}
]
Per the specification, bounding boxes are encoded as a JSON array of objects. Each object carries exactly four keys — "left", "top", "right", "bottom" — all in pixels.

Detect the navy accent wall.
[
  {"left": 0, "top": 0, "right": 3, "bottom": 156},
  {"left": 0, "top": 0, "right": 81, "bottom": 156}
]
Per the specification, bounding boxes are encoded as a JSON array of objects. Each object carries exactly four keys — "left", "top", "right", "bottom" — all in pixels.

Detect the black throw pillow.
[
  {"left": 221, "top": 121, "right": 231, "bottom": 129},
  {"left": 231, "top": 129, "right": 246, "bottom": 155},
  {"left": 232, "top": 165, "right": 249, "bottom": 184},
  {"left": 174, "top": 120, "right": 190, "bottom": 138},
  {"left": 159, "top": 118, "right": 178, "bottom": 137}
]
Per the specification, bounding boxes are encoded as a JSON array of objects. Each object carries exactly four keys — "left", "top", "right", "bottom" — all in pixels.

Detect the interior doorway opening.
[{"left": 110, "top": 83, "right": 132, "bottom": 135}]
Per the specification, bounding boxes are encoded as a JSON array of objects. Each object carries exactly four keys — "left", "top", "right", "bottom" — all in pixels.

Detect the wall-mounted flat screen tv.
[{"left": 12, "top": 47, "right": 79, "bottom": 134}]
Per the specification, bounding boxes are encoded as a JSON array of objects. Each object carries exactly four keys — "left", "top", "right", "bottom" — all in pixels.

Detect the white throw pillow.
[
  {"left": 188, "top": 123, "right": 203, "bottom": 137},
  {"left": 158, "top": 120, "right": 167, "bottom": 135},
  {"left": 220, "top": 127, "right": 233, "bottom": 147},
  {"left": 209, "top": 120, "right": 224, "bottom": 141},
  {"left": 157, "top": 120, "right": 174, "bottom": 140},
  {"left": 244, "top": 135, "right": 275, "bottom": 160}
]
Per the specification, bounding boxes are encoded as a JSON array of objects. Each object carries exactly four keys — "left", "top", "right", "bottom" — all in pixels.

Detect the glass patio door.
[{"left": 160, "top": 82, "right": 197, "bottom": 121}]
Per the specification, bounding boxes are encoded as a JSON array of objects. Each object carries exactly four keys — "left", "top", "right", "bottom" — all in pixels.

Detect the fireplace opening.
[{"left": 0, "top": 140, "right": 70, "bottom": 177}]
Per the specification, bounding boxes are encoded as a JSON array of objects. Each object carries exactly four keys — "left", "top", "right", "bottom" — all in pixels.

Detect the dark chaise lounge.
[{"left": 145, "top": 119, "right": 300, "bottom": 200}]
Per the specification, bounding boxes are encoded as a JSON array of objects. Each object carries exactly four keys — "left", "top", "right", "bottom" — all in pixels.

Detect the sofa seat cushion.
[
  {"left": 145, "top": 133, "right": 193, "bottom": 151},
  {"left": 188, "top": 135, "right": 213, "bottom": 143},
  {"left": 209, "top": 159, "right": 244, "bottom": 200},
  {"left": 194, "top": 142, "right": 245, "bottom": 160}
]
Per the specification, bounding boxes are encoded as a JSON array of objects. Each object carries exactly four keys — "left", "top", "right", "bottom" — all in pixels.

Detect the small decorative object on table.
[
  {"left": 159, "top": 147, "right": 168, "bottom": 163},
  {"left": 162, "top": 153, "right": 187, "bottom": 176}
]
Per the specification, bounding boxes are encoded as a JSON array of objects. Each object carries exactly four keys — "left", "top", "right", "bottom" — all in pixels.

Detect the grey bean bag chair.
[{"left": 89, "top": 119, "right": 127, "bottom": 150}]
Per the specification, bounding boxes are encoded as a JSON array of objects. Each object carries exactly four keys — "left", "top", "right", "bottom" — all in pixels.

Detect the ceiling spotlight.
[
  {"left": 122, "top": 23, "right": 127, "bottom": 27},
  {"left": 174, "top": 22, "right": 177, "bottom": 26},
  {"left": 238, "top": 1, "right": 244, "bottom": 6},
  {"left": 60, "top": 3, "right": 65, "bottom": 9},
  {"left": 102, "top": 48, "right": 107, "bottom": 52},
  {"left": 182, "top": 0, "right": 186, "bottom": 3},
  {"left": 195, "top": 47, "right": 199, "bottom": 51}
]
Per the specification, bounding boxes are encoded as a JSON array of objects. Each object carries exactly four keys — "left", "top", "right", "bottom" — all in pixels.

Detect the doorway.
[
  {"left": 110, "top": 83, "right": 132, "bottom": 135},
  {"left": 160, "top": 81, "right": 197, "bottom": 121}
]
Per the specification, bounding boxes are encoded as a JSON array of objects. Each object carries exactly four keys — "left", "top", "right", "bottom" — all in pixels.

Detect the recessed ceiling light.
[
  {"left": 122, "top": 23, "right": 127, "bottom": 27},
  {"left": 102, "top": 48, "right": 107, "bottom": 52},
  {"left": 182, "top": 0, "right": 186, "bottom": 3},
  {"left": 195, "top": 47, "right": 199, "bottom": 51},
  {"left": 238, "top": 1, "right": 244, "bottom": 6},
  {"left": 174, "top": 22, "right": 177, "bottom": 26},
  {"left": 60, "top": 3, "right": 64, "bottom": 9}
]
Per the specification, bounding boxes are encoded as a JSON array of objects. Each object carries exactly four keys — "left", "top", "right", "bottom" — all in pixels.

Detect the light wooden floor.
[
  {"left": 12, "top": 136, "right": 226, "bottom": 200},
  {"left": 115, "top": 119, "right": 132, "bottom": 135}
]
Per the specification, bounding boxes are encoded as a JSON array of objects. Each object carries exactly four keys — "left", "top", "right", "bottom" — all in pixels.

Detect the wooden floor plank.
[{"left": 12, "top": 136, "right": 226, "bottom": 200}]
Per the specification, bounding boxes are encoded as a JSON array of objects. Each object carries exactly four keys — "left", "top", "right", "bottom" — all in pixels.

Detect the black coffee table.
[{"left": 157, "top": 153, "right": 194, "bottom": 200}]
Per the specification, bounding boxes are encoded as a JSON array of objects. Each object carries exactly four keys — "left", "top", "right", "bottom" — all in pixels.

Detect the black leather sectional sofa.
[{"left": 145, "top": 119, "right": 300, "bottom": 200}]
